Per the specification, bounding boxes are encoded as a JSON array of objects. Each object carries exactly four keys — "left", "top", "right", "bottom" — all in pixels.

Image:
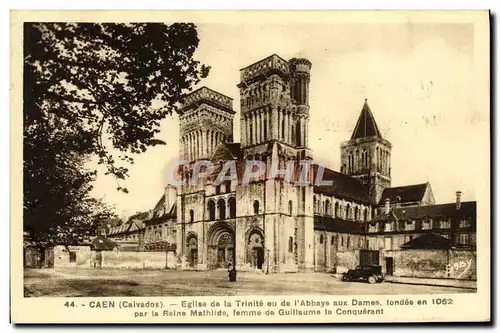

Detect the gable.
[{"left": 379, "top": 183, "right": 429, "bottom": 206}]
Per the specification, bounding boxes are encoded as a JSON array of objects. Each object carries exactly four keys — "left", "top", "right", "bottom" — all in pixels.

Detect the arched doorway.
[
  {"left": 246, "top": 229, "right": 264, "bottom": 270},
  {"left": 217, "top": 232, "right": 234, "bottom": 267},
  {"left": 186, "top": 233, "right": 198, "bottom": 267},
  {"left": 207, "top": 222, "right": 235, "bottom": 269}
]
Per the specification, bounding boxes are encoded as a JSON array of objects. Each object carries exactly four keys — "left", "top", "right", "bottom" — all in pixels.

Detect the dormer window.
[
  {"left": 440, "top": 218, "right": 451, "bottom": 229},
  {"left": 460, "top": 219, "right": 472, "bottom": 228},
  {"left": 422, "top": 219, "right": 433, "bottom": 230},
  {"left": 405, "top": 221, "right": 415, "bottom": 231}
]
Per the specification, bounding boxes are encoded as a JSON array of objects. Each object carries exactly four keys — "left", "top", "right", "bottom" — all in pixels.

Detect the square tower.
[
  {"left": 340, "top": 99, "right": 392, "bottom": 205},
  {"left": 237, "top": 54, "right": 312, "bottom": 161},
  {"left": 178, "top": 86, "right": 235, "bottom": 163}
]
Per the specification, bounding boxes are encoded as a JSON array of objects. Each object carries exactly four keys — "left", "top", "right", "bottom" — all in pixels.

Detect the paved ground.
[{"left": 24, "top": 268, "right": 476, "bottom": 297}]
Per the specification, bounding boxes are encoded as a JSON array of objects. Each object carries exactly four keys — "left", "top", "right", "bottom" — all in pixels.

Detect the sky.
[{"left": 90, "top": 20, "right": 488, "bottom": 219}]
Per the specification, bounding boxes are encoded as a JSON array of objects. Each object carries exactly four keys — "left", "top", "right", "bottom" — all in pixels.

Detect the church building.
[{"left": 137, "top": 54, "right": 474, "bottom": 274}]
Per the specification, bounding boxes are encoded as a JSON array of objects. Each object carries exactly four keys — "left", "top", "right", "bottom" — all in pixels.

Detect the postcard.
[{"left": 11, "top": 10, "right": 490, "bottom": 323}]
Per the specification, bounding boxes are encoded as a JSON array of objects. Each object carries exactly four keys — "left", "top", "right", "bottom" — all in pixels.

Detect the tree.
[
  {"left": 24, "top": 23, "right": 209, "bottom": 248},
  {"left": 23, "top": 108, "right": 116, "bottom": 248}
]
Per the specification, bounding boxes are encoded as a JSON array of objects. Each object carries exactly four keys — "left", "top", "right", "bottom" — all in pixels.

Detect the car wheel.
[{"left": 368, "top": 276, "right": 376, "bottom": 284}]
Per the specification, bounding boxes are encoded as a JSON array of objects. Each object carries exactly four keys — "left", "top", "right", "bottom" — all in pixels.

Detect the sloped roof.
[
  {"left": 128, "top": 219, "right": 145, "bottom": 232},
  {"left": 146, "top": 202, "right": 177, "bottom": 225},
  {"left": 314, "top": 216, "right": 365, "bottom": 234},
  {"left": 312, "top": 164, "right": 371, "bottom": 204},
  {"left": 211, "top": 142, "right": 243, "bottom": 162},
  {"left": 372, "top": 201, "right": 476, "bottom": 222},
  {"left": 91, "top": 236, "right": 118, "bottom": 251},
  {"left": 101, "top": 218, "right": 122, "bottom": 228},
  {"left": 379, "top": 183, "right": 429, "bottom": 205},
  {"left": 128, "top": 211, "right": 150, "bottom": 221},
  {"left": 351, "top": 100, "right": 382, "bottom": 140},
  {"left": 400, "top": 233, "right": 451, "bottom": 250},
  {"left": 152, "top": 194, "right": 166, "bottom": 215}
]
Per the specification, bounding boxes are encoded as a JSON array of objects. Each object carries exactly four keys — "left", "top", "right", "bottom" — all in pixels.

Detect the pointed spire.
[{"left": 350, "top": 99, "right": 383, "bottom": 140}]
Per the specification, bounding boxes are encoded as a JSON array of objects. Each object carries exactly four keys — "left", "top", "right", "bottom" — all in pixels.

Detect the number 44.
[{"left": 64, "top": 301, "right": 76, "bottom": 308}]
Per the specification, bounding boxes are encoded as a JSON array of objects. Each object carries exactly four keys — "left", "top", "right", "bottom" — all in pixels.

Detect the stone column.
[
  {"left": 242, "top": 117, "right": 247, "bottom": 147},
  {"left": 271, "top": 107, "right": 278, "bottom": 140},
  {"left": 206, "top": 131, "right": 210, "bottom": 157},
  {"left": 279, "top": 109, "right": 283, "bottom": 140},
  {"left": 200, "top": 130, "right": 204, "bottom": 159},
  {"left": 260, "top": 112, "right": 264, "bottom": 143},
  {"left": 295, "top": 116, "right": 303, "bottom": 147},
  {"left": 284, "top": 111, "right": 289, "bottom": 144},
  {"left": 304, "top": 117, "right": 309, "bottom": 147},
  {"left": 252, "top": 113, "right": 257, "bottom": 145},
  {"left": 188, "top": 133, "right": 192, "bottom": 161},
  {"left": 248, "top": 115, "right": 252, "bottom": 145},
  {"left": 256, "top": 112, "right": 261, "bottom": 145}
]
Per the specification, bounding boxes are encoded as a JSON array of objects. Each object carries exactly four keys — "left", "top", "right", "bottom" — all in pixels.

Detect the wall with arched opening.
[{"left": 206, "top": 221, "right": 235, "bottom": 269}]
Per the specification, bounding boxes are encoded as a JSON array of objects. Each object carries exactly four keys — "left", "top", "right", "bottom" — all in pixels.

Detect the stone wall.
[
  {"left": 24, "top": 247, "right": 55, "bottom": 268},
  {"left": 53, "top": 245, "right": 92, "bottom": 268},
  {"left": 314, "top": 230, "right": 364, "bottom": 273},
  {"left": 100, "top": 250, "right": 170, "bottom": 269},
  {"left": 384, "top": 249, "right": 476, "bottom": 280}
]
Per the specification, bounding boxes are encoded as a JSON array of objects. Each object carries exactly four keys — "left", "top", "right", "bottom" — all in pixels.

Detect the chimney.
[
  {"left": 384, "top": 198, "right": 390, "bottom": 214},
  {"left": 165, "top": 185, "right": 178, "bottom": 213},
  {"left": 456, "top": 191, "right": 462, "bottom": 210}
]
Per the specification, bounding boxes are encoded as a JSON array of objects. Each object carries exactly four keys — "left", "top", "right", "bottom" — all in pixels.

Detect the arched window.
[
  {"left": 224, "top": 181, "right": 231, "bottom": 193},
  {"left": 228, "top": 197, "right": 236, "bottom": 219},
  {"left": 364, "top": 209, "right": 368, "bottom": 221},
  {"left": 215, "top": 184, "right": 221, "bottom": 195},
  {"left": 288, "top": 200, "right": 293, "bottom": 215},
  {"left": 331, "top": 235, "right": 335, "bottom": 245},
  {"left": 354, "top": 206, "right": 359, "bottom": 220},
  {"left": 218, "top": 198, "right": 226, "bottom": 220},
  {"left": 340, "top": 235, "right": 344, "bottom": 247},
  {"left": 253, "top": 200, "right": 260, "bottom": 215},
  {"left": 313, "top": 196, "right": 317, "bottom": 213},
  {"left": 288, "top": 237, "right": 293, "bottom": 253},
  {"left": 334, "top": 202, "right": 339, "bottom": 217},
  {"left": 207, "top": 200, "right": 215, "bottom": 221},
  {"left": 320, "top": 234, "right": 324, "bottom": 244},
  {"left": 325, "top": 200, "right": 331, "bottom": 215},
  {"left": 346, "top": 204, "right": 351, "bottom": 220},
  {"left": 189, "top": 209, "right": 194, "bottom": 223}
]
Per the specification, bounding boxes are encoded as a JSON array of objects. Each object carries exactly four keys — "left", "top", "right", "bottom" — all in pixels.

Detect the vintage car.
[{"left": 341, "top": 265, "right": 384, "bottom": 284}]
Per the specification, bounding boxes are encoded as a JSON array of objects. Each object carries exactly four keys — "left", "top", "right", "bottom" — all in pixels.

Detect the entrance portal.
[
  {"left": 247, "top": 229, "right": 264, "bottom": 269},
  {"left": 217, "top": 232, "right": 234, "bottom": 267},
  {"left": 186, "top": 234, "right": 198, "bottom": 267},
  {"left": 207, "top": 222, "right": 235, "bottom": 269}
]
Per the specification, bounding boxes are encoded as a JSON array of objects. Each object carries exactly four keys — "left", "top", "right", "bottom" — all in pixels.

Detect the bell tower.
[
  {"left": 178, "top": 86, "right": 235, "bottom": 163},
  {"left": 340, "top": 99, "right": 392, "bottom": 205},
  {"left": 237, "top": 54, "right": 312, "bottom": 160},
  {"left": 236, "top": 54, "right": 315, "bottom": 272}
]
